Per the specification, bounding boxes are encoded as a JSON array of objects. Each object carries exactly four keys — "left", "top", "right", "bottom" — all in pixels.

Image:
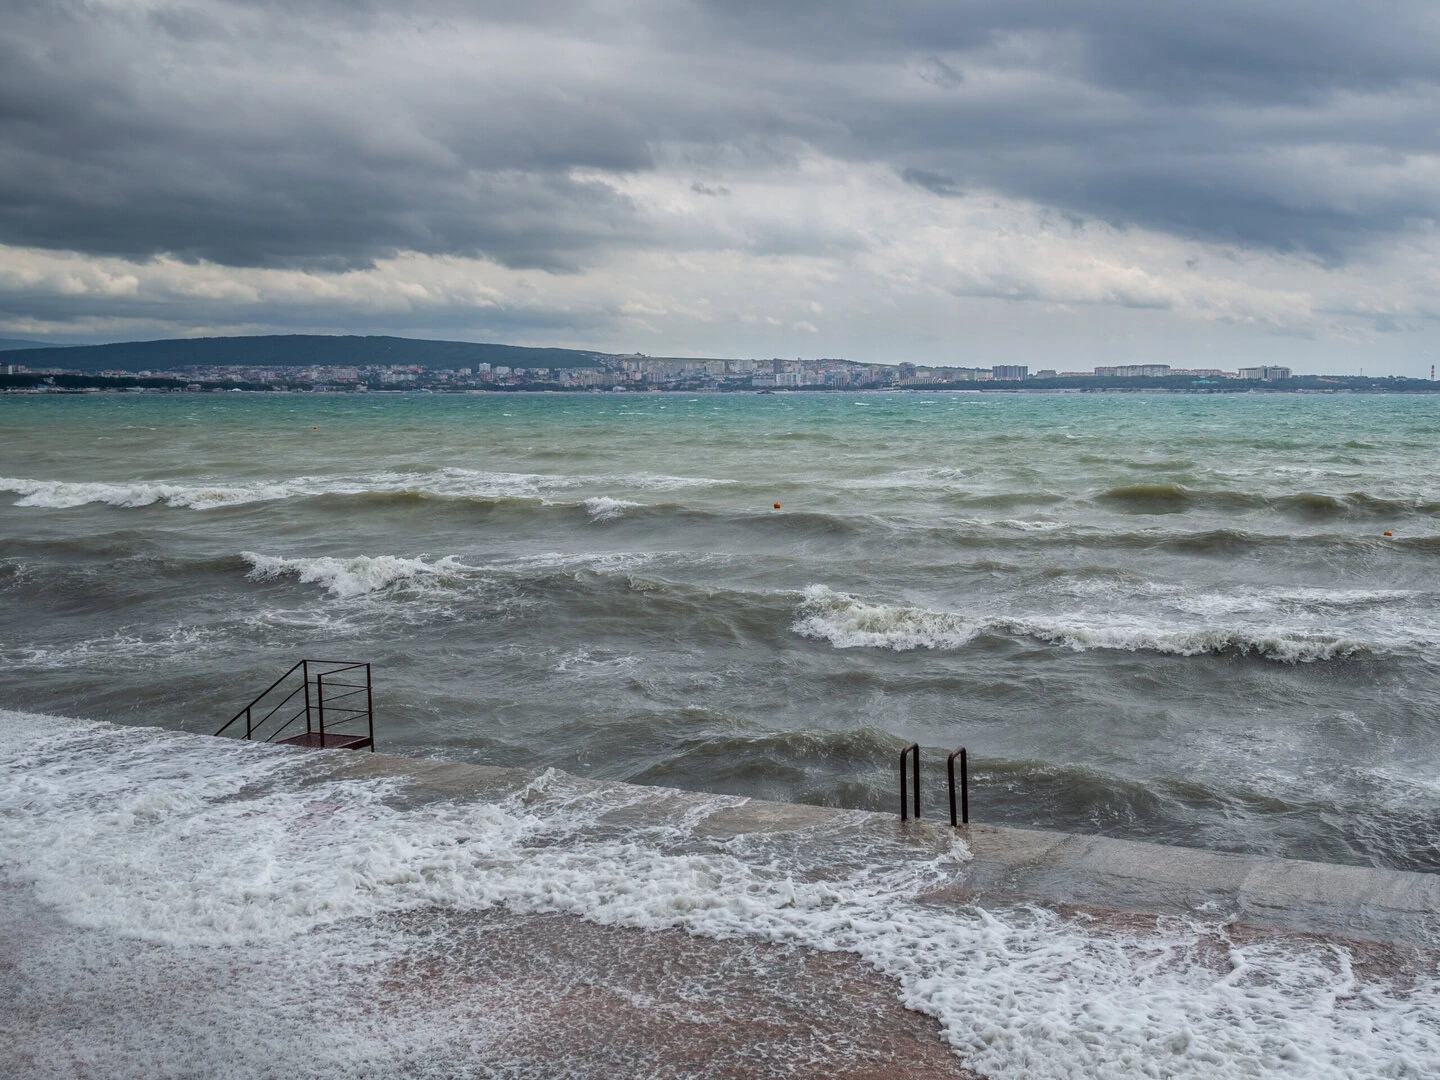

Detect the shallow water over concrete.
[{"left": 3, "top": 716, "right": 1437, "bottom": 1079}]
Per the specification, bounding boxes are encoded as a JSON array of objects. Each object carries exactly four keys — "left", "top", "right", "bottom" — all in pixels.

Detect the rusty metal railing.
[
  {"left": 948, "top": 745, "right": 968, "bottom": 826},
  {"left": 898, "top": 742, "right": 971, "bottom": 825},
  {"left": 216, "top": 659, "right": 374, "bottom": 750},
  {"left": 899, "top": 742, "right": 920, "bottom": 820}
]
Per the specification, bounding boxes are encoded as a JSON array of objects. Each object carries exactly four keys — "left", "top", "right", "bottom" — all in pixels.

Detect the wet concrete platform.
[
  {"left": 6, "top": 728, "right": 1437, "bottom": 1079},
  {"left": 336, "top": 750, "right": 1440, "bottom": 948}
]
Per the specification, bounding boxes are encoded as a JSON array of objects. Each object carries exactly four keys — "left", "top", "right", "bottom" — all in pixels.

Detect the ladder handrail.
[
  {"left": 948, "top": 746, "right": 969, "bottom": 826},
  {"left": 897, "top": 743, "right": 972, "bottom": 825},
  {"left": 262, "top": 705, "right": 311, "bottom": 744},
  {"left": 216, "top": 659, "right": 375, "bottom": 751},
  {"left": 899, "top": 743, "right": 920, "bottom": 821},
  {"left": 216, "top": 660, "right": 305, "bottom": 736}
]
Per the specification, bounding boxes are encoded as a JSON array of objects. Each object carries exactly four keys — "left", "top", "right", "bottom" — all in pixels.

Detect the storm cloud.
[{"left": 3, "top": 0, "right": 1440, "bottom": 367}]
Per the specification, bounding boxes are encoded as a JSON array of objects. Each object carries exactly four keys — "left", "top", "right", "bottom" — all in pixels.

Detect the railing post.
[
  {"left": 302, "top": 660, "right": 313, "bottom": 734},
  {"left": 316, "top": 671, "right": 326, "bottom": 744},
  {"left": 947, "top": 746, "right": 968, "bottom": 826},
  {"left": 899, "top": 743, "right": 920, "bottom": 821},
  {"left": 245, "top": 706, "right": 252, "bottom": 741},
  {"left": 365, "top": 663, "right": 374, "bottom": 751}
]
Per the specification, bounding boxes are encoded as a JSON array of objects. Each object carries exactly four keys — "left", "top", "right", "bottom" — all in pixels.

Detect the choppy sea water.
[
  {"left": 5, "top": 390, "right": 1440, "bottom": 1077},
  {"left": 3, "top": 390, "right": 1440, "bottom": 870}
]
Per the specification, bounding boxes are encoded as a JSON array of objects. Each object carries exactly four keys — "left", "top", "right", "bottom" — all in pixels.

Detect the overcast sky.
[{"left": 4, "top": 0, "right": 1440, "bottom": 372}]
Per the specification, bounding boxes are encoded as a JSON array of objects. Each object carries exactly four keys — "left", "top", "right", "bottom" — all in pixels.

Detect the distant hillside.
[
  {"left": 0, "top": 334, "right": 607, "bottom": 372},
  {"left": 0, "top": 338, "right": 71, "bottom": 352}
]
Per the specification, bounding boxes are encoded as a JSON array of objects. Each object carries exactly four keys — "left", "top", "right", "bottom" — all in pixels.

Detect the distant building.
[
  {"left": 1032, "top": 369, "right": 1058, "bottom": 379},
  {"left": 991, "top": 365, "right": 1027, "bottom": 380},
  {"left": 1113, "top": 364, "right": 1171, "bottom": 377},
  {"left": 1237, "top": 366, "right": 1292, "bottom": 381}
]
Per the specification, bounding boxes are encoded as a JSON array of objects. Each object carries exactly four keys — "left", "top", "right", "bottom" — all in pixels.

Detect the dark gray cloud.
[
  {"left": 900, "top": 168, "right": 961, "bottom": 198},
  {"left": 3, "top": 0, "right": 1439, "bottom": 271}
]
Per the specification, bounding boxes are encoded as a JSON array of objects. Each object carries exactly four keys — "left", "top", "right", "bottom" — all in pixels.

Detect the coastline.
[{"left": 8, "top": 382, "right": 1440, "bottom": 395}]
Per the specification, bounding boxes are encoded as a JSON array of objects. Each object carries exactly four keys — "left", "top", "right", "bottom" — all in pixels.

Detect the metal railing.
[
  {"left": 899, "top": 743, "right": 920, "bottom": 820},
  {"left": 216, "top": 659, "right": 374, "bottom": 750},
  {"left": 947, "top": 745, "right": 968, "bottom": 826},
  {"left": 898, "top": 742, "right": 970, "bottom": 825}
]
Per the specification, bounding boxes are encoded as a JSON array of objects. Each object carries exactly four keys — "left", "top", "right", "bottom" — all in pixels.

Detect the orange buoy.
[
  {"left": 1384, "top": 530, "right": 1393, "bottom": 537},
  {"left": 773, "top": 502, "right": 781, "bottom": 509}
]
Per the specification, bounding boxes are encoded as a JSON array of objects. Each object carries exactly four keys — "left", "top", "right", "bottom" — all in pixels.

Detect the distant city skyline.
[{"left": 5, "top": 2, "right": 1440, "bottom": 375}]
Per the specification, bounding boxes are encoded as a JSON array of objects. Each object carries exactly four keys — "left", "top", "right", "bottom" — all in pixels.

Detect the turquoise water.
[{"left": 4, "top": 390, "right": 1439, "bottom": 870}]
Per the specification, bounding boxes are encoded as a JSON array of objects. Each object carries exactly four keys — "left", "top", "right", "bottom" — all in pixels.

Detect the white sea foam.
[
  {"left": 584, "top": 495, "right": 642, "bottom": 521},
  {"left": 991, "top": 517, "right": 1070, "bottom": 532},
  {"left": 0, "top": 476, "right": 301, "bottom": 509},
  {"left": 2, "top": 712, "right": 1436, "bottom": 1079},
  {"left": 552, "top": 647, "right": 643, "bottom": 674},
  {"left": 1053, "top": 577, "right": 1418, "bottom": 614},
  {"left": 1, "top": 625, "right": 223, "bottom": 670},
  {"left": 0, "top": 468, "right": 729, "bottom": 512},
  {"left": 792, "top": 585, "right": 1379, "bottom": 661},
  {"left": 238, "top": 548, "right": 738, "bottom": 605},
  {"left": 792, "top": 585, "right": 986, "bottom": 650},
  {"left": 242, "top": 552, "right": 477, "bottom": 599}
]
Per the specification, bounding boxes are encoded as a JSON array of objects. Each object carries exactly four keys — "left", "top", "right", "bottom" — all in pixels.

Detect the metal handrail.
[
  {"left": 899, "top": 743, "right": 920, "bottom": 820},
  {"left": 216, "top": 660, "right": 305, "bottom": 736},
  {"left": 897, "top": 743, "right": 970, "bottom": 825},
  {"left": 316, "top": 686, "right": 368, "bottom": 704},
  {"left": 947, "top": 746, "right": 969, "bottom": 826},
  {"left": 217, "top": 659, "right": 375, "bottom": 750},
  {"left": 263, "top": 706, "right": 310, "bottom": 744},
  {"left": 253, "top": 683, "right": 307, "bottom": 729}
]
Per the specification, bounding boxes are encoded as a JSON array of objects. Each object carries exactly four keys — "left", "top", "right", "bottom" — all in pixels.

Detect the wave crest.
[
  {"left": 584, "top": 496, "right": 642, "bottom": 521},
  {"left": 793, "top": 586, "right": 983, "bottom": 651},
  {"left": 0, "top": 476, "right": 297, "bottom": 509},
  {"left": 1, "top": 468, "right": 730, "bottom": 512},
  {"left": 792, "top": 586, "right": 1371, "bottom": 662},
  {"left": 242, "top": 552, "right": 475, "bottom": 599},
  {"left": 1095, "top": 483, "right": 1440, "bottom": 520}
]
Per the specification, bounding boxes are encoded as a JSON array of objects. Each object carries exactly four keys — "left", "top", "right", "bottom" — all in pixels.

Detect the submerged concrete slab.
[
  {"left": 313, "top": 746, "right": 1438, "bottom": 948},
  {"left": 697, "top": 798, "right": 847, "bottom": 837}
]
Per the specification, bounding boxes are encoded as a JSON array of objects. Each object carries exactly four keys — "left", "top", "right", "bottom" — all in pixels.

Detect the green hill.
[{"left": 0, "top": 334, "right": 607, "bottom": 372}]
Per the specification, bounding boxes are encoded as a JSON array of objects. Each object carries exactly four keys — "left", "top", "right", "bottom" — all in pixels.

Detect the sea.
[{"left": 3, "top": 389, "right": 1439, "bottom": 1077}]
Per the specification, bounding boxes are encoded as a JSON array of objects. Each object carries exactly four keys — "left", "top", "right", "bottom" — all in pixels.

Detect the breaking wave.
[
  {"left": 792, "top": 586, "right": 1375, "bottom": 662},
  {"left": 584, "top": 495, "right": 642, "bottom": 521},
  {"left": 0, "top": 476, "right": 300, "bottom": 509},
  {"left": 242, "top": 552, "right": 480, "bottom": 599},
  {"left": 0, "top": 468, "right": 731, "bottom": 512}
]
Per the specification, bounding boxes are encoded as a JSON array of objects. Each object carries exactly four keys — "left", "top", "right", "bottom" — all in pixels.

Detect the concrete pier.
[
  {"left": 337, "top": 749, "right": 1440, "bottom": 950},
  {"left": 6, "top": 727, "right": 1435, "bottom": 1080},
  {"left": 334, "top": 754, "right": 1440, "bottom": 944}
]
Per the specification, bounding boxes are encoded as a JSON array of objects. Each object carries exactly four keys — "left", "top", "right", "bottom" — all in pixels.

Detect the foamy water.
[
  {"left": 793, "top": 584, "right": 1385, "bottom": 661},
  {"left": 0, "top": 466, "right": 726, "bottom": 511},
  {"left": 3, "top": 711, "right": 1437, "bottom": 1079}
]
